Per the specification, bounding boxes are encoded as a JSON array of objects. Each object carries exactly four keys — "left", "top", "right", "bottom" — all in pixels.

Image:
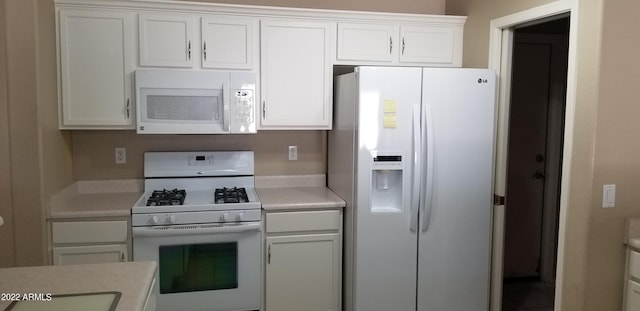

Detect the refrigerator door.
[
  {"left": 417, "top": 68, "right": 496, "bottom": 311},
  {"left": 353, "top": 67, "right": 422, "bottom": 311}
]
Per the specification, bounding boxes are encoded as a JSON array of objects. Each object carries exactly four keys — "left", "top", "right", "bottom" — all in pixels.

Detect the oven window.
[{"left": 158, "top": 242, "right": 238, "bottom": 294}]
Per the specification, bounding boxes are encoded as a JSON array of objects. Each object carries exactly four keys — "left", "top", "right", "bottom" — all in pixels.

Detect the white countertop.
[
  {"left": 48, "top": 180, "right": 142, "bottom": 219},
  {"left": 0, "top": 261, "right": 156, "bottom": 311},
  {"left": 257, "top": 186, "right": 345, "bottom": 211}
]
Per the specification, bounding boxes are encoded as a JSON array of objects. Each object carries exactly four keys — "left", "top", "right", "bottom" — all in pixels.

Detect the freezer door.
[
  {"left": 417, "top": 68, "right": 496, "bottom": 311},
  {"left": 353, "top": 67, "right": 422, "bottom": 311}
]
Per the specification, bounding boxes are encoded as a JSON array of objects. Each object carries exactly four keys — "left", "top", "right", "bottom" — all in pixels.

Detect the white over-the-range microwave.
[{"left": 135, "top": 70, "right": 256, "bottom": 134}]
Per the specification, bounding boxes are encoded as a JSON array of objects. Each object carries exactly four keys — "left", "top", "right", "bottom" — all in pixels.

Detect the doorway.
[{"left": 501, "top": 17, "right": 569, "bottom": 311}]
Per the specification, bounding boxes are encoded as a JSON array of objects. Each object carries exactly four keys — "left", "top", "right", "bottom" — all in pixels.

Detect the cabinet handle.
[
  {"left": 402, "top": 37, "right": 405, "bottom": 55},
  {"left": 267, "top": 244, "right": 271, "bottom": 264},
  {"left": 188, "top": 40, "right": 191, "bottom": 60},
  {"left": 125, "top": 98, "right": 130, "bottom": 119},
  {"left": 389, "top": 36, "right": 393, "bottom": 54},
  {"left": 262, "top": 100, "right": 266, "bottom": 119},
  {"left": 203, "top": 41, "right": 207, "bottom": 61}
]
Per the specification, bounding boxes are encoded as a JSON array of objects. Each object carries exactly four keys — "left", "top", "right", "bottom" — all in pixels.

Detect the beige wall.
[
  {"left": 445, "top": 0, "right": 556, "bottom": 68},
  {"left": 72, "top": 131, "right": 326, "bottom": 179},
  {"left": 0, "top": 0, "right": 16, "bottom": 268},
  {"left": 2, "top": 0, "right": 74, "bottom": 267},
  {"left": 584, "top": 0, "right": 640, "bottom": 309},
  {"left": 446, "top": 0, "right": 639, "bottom": 310}
]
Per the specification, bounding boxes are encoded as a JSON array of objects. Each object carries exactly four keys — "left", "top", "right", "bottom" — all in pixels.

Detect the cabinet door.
[
  {"left": 260, "top": 20, "right": 333, "bottom": 129},
  {"left": 399, "top": 25, "right": 459, "bottom": 66},
  {"left": 201, "top": 16, "right": 256, "bottom": 69},
  {"left": 337, "top": 23, "right": 396, "bottom": 62},
  {"left": 138, "top": 13, "right": 194, "bottom": 67},
  {"left": 52, "top": 244, "right": 127, "bottom": 265},
  {"left": 626, "top": 280, "right": 640, "bottom": 311},
  {"left": 265, "top": 234, "right": 341, "bottom": 311},
  {"left": 58, "top": 9, "right": 135, "bottom": 128}
]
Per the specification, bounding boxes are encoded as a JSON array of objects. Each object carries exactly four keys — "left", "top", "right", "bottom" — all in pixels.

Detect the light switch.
[{"left": 603, "top": 184, "right": 616, "bottom": 208}]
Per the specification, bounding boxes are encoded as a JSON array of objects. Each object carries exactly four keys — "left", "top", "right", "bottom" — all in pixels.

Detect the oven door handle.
[{"left": 132, "top": 222, "right": 261, "bottom": 237}]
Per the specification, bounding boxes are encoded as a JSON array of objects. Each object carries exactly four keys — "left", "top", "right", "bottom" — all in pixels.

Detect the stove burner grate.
[
  {"left": 215, "top": 187, "right": 249, "bottom": 204},
  {"left": 146, "top": 189, "right": 186, "bottom": 206}
]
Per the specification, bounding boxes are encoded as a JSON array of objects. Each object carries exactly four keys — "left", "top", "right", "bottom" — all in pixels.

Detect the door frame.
[{"left": 488, "top": 1, "right": 578, "bottom": 310}]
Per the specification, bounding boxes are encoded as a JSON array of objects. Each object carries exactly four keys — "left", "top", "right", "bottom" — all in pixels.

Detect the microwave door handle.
[{"left": 222, "top": 82, "right": 230, "bottom": 132}]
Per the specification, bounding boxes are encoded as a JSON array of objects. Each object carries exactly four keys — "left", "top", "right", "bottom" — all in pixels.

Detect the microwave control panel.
[{"left": 233, "top": 90, "right": 254, "bottom": 123}]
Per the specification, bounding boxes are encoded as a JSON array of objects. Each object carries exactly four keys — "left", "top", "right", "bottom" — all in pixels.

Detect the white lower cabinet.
[
  {"left": 50, "top": 219, "right": 129, "bottom": 265},
  {"left": 264, "top": 210, "right": 342, "bottom": 311},
  {"left": 627, "top": 280, "right": 640, "bottom": 310},
  {"left": 52, "top": 244, "right": 127, "bottom": 265}
]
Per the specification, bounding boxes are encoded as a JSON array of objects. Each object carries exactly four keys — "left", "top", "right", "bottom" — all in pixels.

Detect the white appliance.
[
  {"left": 135, "top": 70, "right": 257, "bottom": 134},
  {"left": 132, "top": 151, "right": 262, "bottom": 311},
  {"left": 328, "top": 67, "right": 496, "bottom": 311}
]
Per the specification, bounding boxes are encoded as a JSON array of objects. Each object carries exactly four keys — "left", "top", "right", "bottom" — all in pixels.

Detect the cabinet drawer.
[
  {"left": 631, "top": 250, "right": 640, "bottom": 280},
  {"left": 266, "top": 210, "right": 340, "bottom": 233},
  {"left": 52, "top": 220, "right": 128, "bottom": 244}
]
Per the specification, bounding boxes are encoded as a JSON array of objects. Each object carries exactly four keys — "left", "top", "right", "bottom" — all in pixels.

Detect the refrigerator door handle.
[
  {"left": 410, "top": 104, "right": 421, "bottom": 232},
  {"left": 422, "top": 104, "right": 435, "bottom": 232}
]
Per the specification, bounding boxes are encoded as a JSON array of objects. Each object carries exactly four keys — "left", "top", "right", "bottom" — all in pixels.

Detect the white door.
[
  {"left": 417, "top": 68, "right": 495, "bottom": 311},
  {"left": 265, "top": 234, "right": 341, "bottom": 311},
  {"left": 353, "top": 67, "right": 422, "bottom": 311},
  {"left": 138, "top": 13, "right": 194, "bottom": 68},
  {"left": 259, "top": 20, "right": 333, "bottom": 129},
  {"left": 58, "top": 9, "right": 135, "bottom": 128},
  {"left": 201, "top": 16, "right": 255, "bottom": 69},
  {"left": 336, "top": 23, "right": 396, "bottom": 62},
  {"left": 399, "top": 25, "right": 456, "bottom": 65}
]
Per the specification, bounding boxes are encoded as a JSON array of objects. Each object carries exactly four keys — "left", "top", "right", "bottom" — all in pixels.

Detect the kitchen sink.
[{"left": 6, "top": 291, "right": 120, "bottom": 311}]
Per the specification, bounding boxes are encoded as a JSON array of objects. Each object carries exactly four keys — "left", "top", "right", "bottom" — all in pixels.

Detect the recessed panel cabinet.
[
  {"left": 138, "top": 13, "right": 256, "bottom": 70},
  {"left": 264, "top": 210, "right": 342, "bottom": 311},
  {"left": 138, "top": 13, "right": 194, "bottom": 67},
  {"left": 260, "top": 20, "right": 334, "bottom": 130},
  {"left": 58, "top": 9, "right": 135, "bottom": 129},
  {"left": 336, "top": 22, "right": 462, "bottom": 67},
  {"left": 50, "top": 219, "right": 129, "bottom": 265},
  {"left": 56, "top": 0, "right": 465, "bottom": 131},
  {"left": 625, "top": 249, "right": 640, "bottom": 310}
]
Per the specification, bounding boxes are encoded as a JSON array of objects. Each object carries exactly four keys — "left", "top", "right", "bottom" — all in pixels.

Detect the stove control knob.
[
  {"left": 166, "top": 214, "right": 176, "bottom": 224},
  {"left": 150, "top": 215, "right": 159, "bottom": 225},
  {"left": 235, "top": 212, "right": 244, "bottom": 221},
  {"left": 220, "top": 212, "right": 230, "bottom": 222}
]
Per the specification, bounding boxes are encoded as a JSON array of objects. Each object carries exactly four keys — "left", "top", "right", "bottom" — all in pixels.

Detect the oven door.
[{"left": 132, "top": 222, "right": 261, "bottom": 311}]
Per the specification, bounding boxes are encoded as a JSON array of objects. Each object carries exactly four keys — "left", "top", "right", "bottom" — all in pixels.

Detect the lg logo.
[{"left": 477, "top": 78, "right": 488, "bottom": 84}]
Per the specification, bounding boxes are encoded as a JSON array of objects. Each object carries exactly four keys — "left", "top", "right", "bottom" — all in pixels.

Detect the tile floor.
[{"left": 502, "top": 279, "right": 555, "bottom": 311}]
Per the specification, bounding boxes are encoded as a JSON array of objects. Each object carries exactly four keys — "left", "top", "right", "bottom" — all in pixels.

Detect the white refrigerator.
[{"left": 328, "top": 67, "right": 496, "bottom": 311}]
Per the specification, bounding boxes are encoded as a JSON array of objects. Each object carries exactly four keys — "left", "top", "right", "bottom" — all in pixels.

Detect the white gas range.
[{"left": 131, "top": 151, "right": 262, "bottom": 311}]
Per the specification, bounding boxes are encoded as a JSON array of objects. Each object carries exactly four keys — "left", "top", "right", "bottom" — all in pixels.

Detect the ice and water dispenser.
[{"left": 370, "top": 151, "right": 405, "bottom": 213}]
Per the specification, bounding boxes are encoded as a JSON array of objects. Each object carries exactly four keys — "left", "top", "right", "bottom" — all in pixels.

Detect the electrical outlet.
[
  {"left": 288, "top": 145, "right": 298, "bottom": 161},
  {"left": 115, "top": 147, "right": 126, "bottom": 164}
]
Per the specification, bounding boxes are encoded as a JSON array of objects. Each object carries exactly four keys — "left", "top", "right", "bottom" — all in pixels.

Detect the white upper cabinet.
[
  {"left": 58, "top": 8, "right": 135, "bottom": 129},
  {"left": 138, "top": 13, "right": 256, "bottom": 70},
  {"left": 201, "top": 16, "right": 256, "bottom": 69},
  {"left": 260, "top": 20, "right": 334, "bottom": 130},
  {"left": 337, "top": 23, "right": 397, "bottom": 62},
  {"left": 138, "top": 13, "right": 194, "bottom": 67},
  {"left": 399, "top": 25, "right": 457, "bottom": 64},
  {"left": 336, "top": 21, "right": 463, "bottom": 67}
]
